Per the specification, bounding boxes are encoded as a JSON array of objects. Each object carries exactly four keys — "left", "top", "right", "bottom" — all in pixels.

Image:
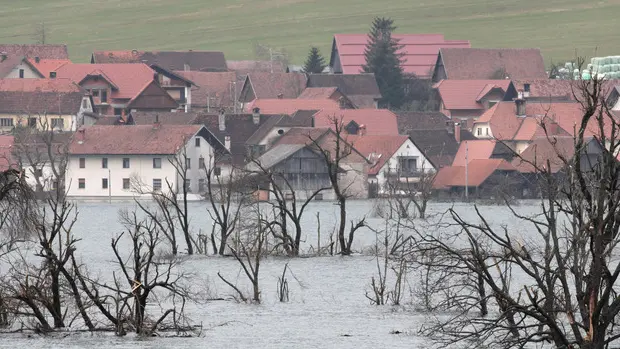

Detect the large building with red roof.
[
  {"left": 329, "top": 34, "right": 470, "bottom": 78},
  {"left": 435, "top": 79, "right": 514, "bottom": 120},
  {"left": 55, "top": 63, "right": 179, "bottom": 116}
]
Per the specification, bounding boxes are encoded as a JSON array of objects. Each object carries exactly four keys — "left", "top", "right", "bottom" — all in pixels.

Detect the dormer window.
[{"left": 344, "top": 121, "right": 360, "bottom": 135}]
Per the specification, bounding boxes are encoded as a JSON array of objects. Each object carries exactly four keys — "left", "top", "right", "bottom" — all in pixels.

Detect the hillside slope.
[{"left": 0, "top": 0, "right": 618, "bottom": 64}]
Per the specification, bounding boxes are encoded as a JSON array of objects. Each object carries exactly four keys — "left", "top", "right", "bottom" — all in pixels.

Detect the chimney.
[
  {"left": 153, "top": 114, "right": 160, "bottom": 129},
  {"left": 523, "top": 83, "right": 531, "bottom": 98},
  {"left": 218, "top": 108, "right": 226, "bottom": 131},
  {"left": 277, "top": 93, "right": 284, "bottom": 99},
  {"left": 454, "top": 122, "right": 461, "bottom": 143},
  {"left": 184, "top": 63, "right": 190, "bottom": 71},
  {"left": 77, "top": 129, "right": 85, "bottom": 144},
  {"left": 34, "top": 56, "right": 40, "bottom": 63},
  {"left": 224, "top": 135, "right": 231, "bottom": 151},
  {"left": 49, "top": 71, "right": 56, "bottom": 79},
  {"left": 252, "top": 107, "right": 260, "bottom": 125},
  {"left": 359, "top": 124, "right": 367, "bottom": 136},
  {"left": 515, "top": 98, "right": 526, "bottom": 117}
]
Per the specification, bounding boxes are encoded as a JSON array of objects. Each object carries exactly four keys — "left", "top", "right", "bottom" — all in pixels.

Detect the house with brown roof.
[
  {"left": 227, "top": 60, "right": 286, "bottom": 74},
  {"left": 330, "top": 34, "right": 470, "bottom": 78},
  {"left": 509, "top": 79, "right": 577, "bottom": 102},
  {"left": 434, "top": 79, "right": 514, "bottom": 120},
  {"left": 0, "top": 55, "right": 71, "bottom": 79},
  {"left": 67, "top": 124, "right": 227, "bottom": 199},
  {"left": 174, "top": 71, "right": 241, "bottom": 112},
  {"left": 0, "top": 44, "right": 69, "bottom": 60},
  {"left": 346, "top": 134, "right": 435, "bottom": 196},
  {"left": 55, "top": 63, "right": 178, "bottom": 116},
  {"left": 0, "top": 78, "right": 93, "bottom": 132},
  {"left": 305, "top": 73, "right": 382, "bottom": 108},
  {"left": 91, "top": 50, "right": 227, "bottom": 72},
  {"left": 245, "top": 98, "right": 341, "bottom": 115},
  {"left": 312, "top": 109, "right": 400, "bottom": 136},
  {"left": 247, "top": 127, "right": 370, "bottom": 199},
  {"left": 432, "top": 48, "right": 547, "bottom": 82},
  {"left": 472, "top": 99, "right": 591, "bottom": 153},
  {"left": 238, "top": 72, "right": 307, "bottom": 107}
]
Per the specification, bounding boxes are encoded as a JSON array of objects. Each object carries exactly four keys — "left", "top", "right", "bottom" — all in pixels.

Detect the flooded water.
[{"left": 0, "top": 199, "right": 544, "bottom": 348}]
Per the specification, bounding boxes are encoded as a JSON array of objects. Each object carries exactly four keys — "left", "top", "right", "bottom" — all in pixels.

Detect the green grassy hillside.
[{"left": 1, "top": 0, "right": 619, "bottom": 65}]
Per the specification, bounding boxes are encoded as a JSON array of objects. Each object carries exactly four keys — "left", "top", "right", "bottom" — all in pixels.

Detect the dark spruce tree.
[
  {"left": 303, "top": 47, "right": 327, "bottom": 74},
  {"left": 362, "top": 17, "right": 406, "bottom": 109}
]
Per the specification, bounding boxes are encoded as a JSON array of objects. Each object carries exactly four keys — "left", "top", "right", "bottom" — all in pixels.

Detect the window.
[
  {"left": 51, "top": 118, "right": 64, "bottom": 129},
  {"left": 477, "top": 128, "right": 482, "bottom": 136},
  {"left": 153, "top": 157, "right": 162, "bottom": 169},
  {"left": 0, "top": 118, "right": 14, "bottom": 127},
  {"left": 198, "top": 179, "right": 205, "bottom": 192},
  {"left": 185, "top": 158, "right": 191, "bottom": 169},
  {"left": 199, "top": 157, "right": 205, "bottom": 169},
  {"left": 398, "top": 157, "right": 418, "bottom": 176},
  {"left": 102, "top": 158, "right": 108, "bottom": 169},
  {"left": 101, "top": 90, "right": 108, "bottom": 103},
  {"left": 485, "top": 128, "right": 489, "bottom": 136},
  {"left": 122, "top": 158, "right": 130, "bottom": 169},
  {"left": 78, "top": 178, "right": 85, "bottom": 189},
  {"left": 102, "top": 178, "right": 108, "bottom": 189},
  {"left": 82, "top": 99, "right": 88, "bottom": 109},
  {"left": 92, "top": 90, "right": 99, "bottom": 97},
  {"left": 214, "top": 167, "right": 221, "bottom": 176},
  {"left": 79, "top": 157, "right": 86, "bottom": 168},
  {"left": 184, "top": 179, "right": 191, "bottom": 192},
  {"left": 152, "top": 179, "right": 162, "bottom": 191},
  {"left": 28, "top": 117, "right": 37, "bottom": 128},
  {"left": 114, "top": 108, "right": 123, "bottom": 116},
  {"left": 195, "top": 137, "right": 200, "bottom": 147},
  {"left": 19, "top": 69, "right": 24, "bottom": 78},
  {"left": 122, "top": 178, "right": 130, "bottom": 190}
]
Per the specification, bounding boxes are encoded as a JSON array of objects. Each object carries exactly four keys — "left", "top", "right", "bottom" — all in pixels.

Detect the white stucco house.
[
  {"left": 351, "top": 134, "right": 435, "bottom": 195},
  {"left": 66, "top": 124, "right": 227, "bottom": 199}
]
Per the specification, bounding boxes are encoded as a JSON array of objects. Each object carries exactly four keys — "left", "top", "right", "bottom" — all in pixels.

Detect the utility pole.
[{"left": 465, "top": 141, "right": 469, "bottom": 200}]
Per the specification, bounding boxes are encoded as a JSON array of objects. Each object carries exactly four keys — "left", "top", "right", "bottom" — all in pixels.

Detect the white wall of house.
[
  {"left": 66, "top": 134, "right": 216, "bottom": 199},
  {"left": 5, "top": 61, "right": 42, "bottom": 78},
  {"left": 472, "top": 122, "right": 493, "bottom": 139},
  {"left": 373, "top": 138, "right": 435, "bottom": 192}
]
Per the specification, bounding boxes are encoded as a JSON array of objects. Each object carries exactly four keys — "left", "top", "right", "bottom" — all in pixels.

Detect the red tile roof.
[
  {"left": 438, "top": 48, "right": 547, "bottom": 80},
  {"left": 435, "top": 79, "right": 511, "bottom": 110},
  {"left": 0, "top": 79, "right": 84, "bottom": 114},
  {"left": 69, "top": 125, "right": 202, "bottom": 155},
  {"left": 512, "top": 117, "right": 571, "bottom": 141},
  {"left": 91, "top": 50, "right": 227, "bottom": 72},
  {"left": 345, "top": 135, "right": 409, "bottom": 175},
  {"left": 297, "top": 87, "right": 338, "bottom": 99},
  {"left": 313, "top": 109, "right": 400, "bottom": 135},
  {"left": 511, "top": 79, "right": 577, "bottom": 100},
  {"left": 332, "top": 34, "right": 470, "bottom": 78},
  {"left": 27, "top": 58, "right": 71, "bottom": 77},
  {"left": 247, "top": 99, "right": 340, "bottom": 115},
  {"left": 511, "top": 137, "right": 575, "bottom": 173},
  {"left": 56, "top": 63, "right": 156, "bottom": 100},
  {"left": 475, "top": 101, "right": 603, "bottom": 140},
  {"left": 451, "top": 140, "right": 496, "bottom": 166},
  {"left": 175, "top": 71, "right": 237, "bottom": 109},
  {"left": 0, "top": 44, "right": 69, "bottom": 59},
  {"left": 244, "top": 72, "right": 307, "bottom": 99},
  {"left": 433, "top": 158, "right": 515, "bottom": 189}
]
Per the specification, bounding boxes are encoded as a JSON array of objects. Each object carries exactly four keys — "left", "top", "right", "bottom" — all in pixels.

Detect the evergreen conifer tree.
[
  {"left": 303, "top": 47, "right": 327, "bottom": 74},
  {"left": 362, "top": 17, "right": 406, "bottom": 109}
]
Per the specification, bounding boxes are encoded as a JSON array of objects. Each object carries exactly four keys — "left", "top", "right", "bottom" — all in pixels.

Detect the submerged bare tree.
[
  {"left": 415, "top": 71, "right": 620, "bottom": 348},
  {"left": 308, "top": 117, "right": 367, "bottom": 255}
]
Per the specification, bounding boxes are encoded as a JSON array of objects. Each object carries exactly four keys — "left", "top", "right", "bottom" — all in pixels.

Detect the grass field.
[{"left": 1, "top": 0, "right": 619, "bottom": 65}]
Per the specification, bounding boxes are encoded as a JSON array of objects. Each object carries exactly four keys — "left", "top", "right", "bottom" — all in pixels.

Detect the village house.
[
  {"left": 247, "top": 127, "right": 369, "bottom": 199},
  {"left": 245, "top": 98, "right": 342, "bottom": 115},
  {"left": 329, "top": 34, "right": 470, "bottom": 78},
  {"left": 432, "top": 48, "right": 547, "bottom": 82},
  {"left": 312, "top": 109, "right": 400, "bottom": 135},
  {"left": 90, "top": 50, "right": 228, "bottom": 72},
  {"left": 0, "top": 44, "right": 69, "bottom": 60},
  {"left": 0, "top": 78, "right": 93, "bottom": 132},
  {"left": 347, "top": 134, "right": 435, "bottom": 196},
  {"left": 397, "top": 111, "right": 474, "bottom": 167},
  {"left": 174, "top": 71, "right": 241, "bottom": 112},
  {"left": 66, "top": 124, "right": 226, "bottom": 199},
  {"left": 297, "top": 87, "right": 356, "bottom": 109},
  {"left": 434, "top": 79, "right": 514, "bottom": 122},
  {"left": 237, "top": 72, "right": 307, "bottom": 108},
  {"left": 305, "top": 74, "right": 382, "bottom": 108},
  {"left": 55, "top": 63, "right": 179, "bottom": 116}
]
